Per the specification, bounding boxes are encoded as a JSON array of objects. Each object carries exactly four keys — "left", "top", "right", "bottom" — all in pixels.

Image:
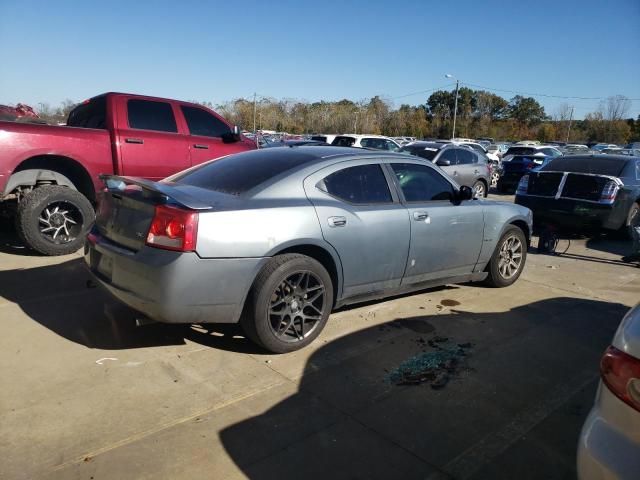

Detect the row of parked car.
[{"left": 260, "top": 132, "right": 640, "bottom": 244}]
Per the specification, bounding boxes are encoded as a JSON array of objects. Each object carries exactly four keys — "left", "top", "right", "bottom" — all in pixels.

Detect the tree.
[
  {"left": 601, "top": 95, "right": 631, "bottom": 121},
  {"left": 507, "top": 96, "right": 546, "bottom": 127}
]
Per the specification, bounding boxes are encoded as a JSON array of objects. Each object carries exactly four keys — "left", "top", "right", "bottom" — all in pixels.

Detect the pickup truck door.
[
  {"left": 179, "top": 105, "right": 248, "bottom": 167},
  {"left": 387, "top": 162, "right": 484, "bottom": 284},
  {"left": 115, "top": 97, "right": 190, "bottom": 179}
]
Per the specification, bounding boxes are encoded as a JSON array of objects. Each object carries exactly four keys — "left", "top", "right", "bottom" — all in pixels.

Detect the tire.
[
  {"left": 491, "top": 172, "right": 500, "bottom": 188},
  {"left": 240, "top": 253, "right": 334, "bottom": 353},
  {"left": 15, "top": 185, "right": 95, "bottom": 256},
  {"left": 483, "top": 226, "right": 527, "bottom": 288},
  {"left": 473, "top": 180, "right": 488, "bottom": 198}
]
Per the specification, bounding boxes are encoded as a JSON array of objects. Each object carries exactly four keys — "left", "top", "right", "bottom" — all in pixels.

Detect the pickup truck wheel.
[
  {"left": 483, "top": 226, "right": 527, "bottom": 288},
  {"left": 241, "top": 254, "right": 333, "bottom": 353},
  {"left": 16, "top": 185, "right": 94, "bottom": 256}
]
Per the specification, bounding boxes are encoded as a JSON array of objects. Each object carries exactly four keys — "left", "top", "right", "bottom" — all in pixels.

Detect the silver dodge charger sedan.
[{"left": 85, "top": 147, "right": 532, "bottom": 353}]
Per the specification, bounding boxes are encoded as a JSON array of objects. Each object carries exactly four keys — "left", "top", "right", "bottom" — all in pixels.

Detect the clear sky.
[{"left": 1, "top": 0, "right": 639, "bottom": 119}]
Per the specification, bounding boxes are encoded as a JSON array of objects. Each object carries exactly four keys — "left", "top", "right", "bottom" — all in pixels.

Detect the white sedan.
[{"left": 577, "top": 302, "right": 640, "bottom": 479}]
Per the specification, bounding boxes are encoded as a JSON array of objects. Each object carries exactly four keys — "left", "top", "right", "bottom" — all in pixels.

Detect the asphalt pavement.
[{"left": 1, "top": 194, "right": 639, "bottom": 480}]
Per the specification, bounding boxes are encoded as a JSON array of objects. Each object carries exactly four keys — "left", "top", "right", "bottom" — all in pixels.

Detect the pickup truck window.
[
  {"left": 67, "top": 96, "right": 106, "bottom": 129},
  {"left": 127, "top": 99, "right": 177, "bottom": 133},
  {"left": 181, "top": 106, "right": 231, "bottom": 138}
]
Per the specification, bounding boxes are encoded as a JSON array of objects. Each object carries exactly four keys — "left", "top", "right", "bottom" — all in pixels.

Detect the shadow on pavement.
[
  {"left": 585, "top": 234, "right": 634, "bottom": 258},
  {"left": 219, "top": 297, "right": 628, "bottom": 480},
  {"left": 0, "top": 216, "right": 36, "bottom": 256},
  {"left": 0, "top": 257, "right": 262, "bottom": 353}
]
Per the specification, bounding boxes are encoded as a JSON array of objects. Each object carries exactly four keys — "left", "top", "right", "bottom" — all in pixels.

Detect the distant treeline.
[{"left": 33, "top": 89, "right": 640, "bottom": 143}]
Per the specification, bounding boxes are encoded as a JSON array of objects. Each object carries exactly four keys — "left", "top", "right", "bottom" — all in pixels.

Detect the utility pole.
[
  {"left": 446, "top": 75, "right": 460, "bottom": 140},
  {"left": 452, "top": 79, "right": 459, "bottom": 140},
  {"left": 253, "top": 93, "right": 257, "bottom": 134},
  {"left": 566, "top": 106, "right": 574, "bottom": 143}
]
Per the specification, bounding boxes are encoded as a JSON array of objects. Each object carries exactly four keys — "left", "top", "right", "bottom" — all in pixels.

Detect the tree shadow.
[{"left": 219, "top": 297, "right": 628, "bottom": 480}]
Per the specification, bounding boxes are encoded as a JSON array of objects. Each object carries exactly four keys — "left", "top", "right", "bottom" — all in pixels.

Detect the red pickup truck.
[{"left": 0, "top": 92, "right": 256, "bottom": 255}]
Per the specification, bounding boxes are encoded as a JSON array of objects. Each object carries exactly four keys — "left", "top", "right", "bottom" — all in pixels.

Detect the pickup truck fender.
[{"left": 3, "top": 169, "right": 76, "bottom": 196}]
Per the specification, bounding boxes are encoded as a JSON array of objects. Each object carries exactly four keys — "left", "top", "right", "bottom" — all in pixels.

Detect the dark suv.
[
  {"left": 399, "top": 142, "right": 491, "bottom": 197},
  {"left": 515, "top": 154, "right": 640, "bottom": 234}
]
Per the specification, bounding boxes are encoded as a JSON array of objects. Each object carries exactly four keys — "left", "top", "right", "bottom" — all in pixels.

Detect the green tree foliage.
[{"left": 27, "top": 91, "right": 633, "bottom": 143}]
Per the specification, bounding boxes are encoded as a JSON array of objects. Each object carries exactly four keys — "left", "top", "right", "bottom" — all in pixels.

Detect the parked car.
[
  {"left": 592, "top": 143, "right": 619, "bottom": 152},
  {"left": 602, "top": 148, "right": 625, "bottom": 155},
  {"left": 392, "top": 136, "right": 416, "bottom": 145},
  {"left": 85, "top": 147, "right": 532, "bottom": 353},
  {"left": 498, "top": 151, "right": 559, "bottom": 193},
  {"left": 577, "top": 302, "right": 640, "bottom": 479},
  {"left": 460, "top": 141, "right": 500, "bottom": 162},
  {"left": 399, "top": 141, "right": 492, "bottom": 197},
  {"left": 625, "top": 142, "right": 640, "bottom": 150},
  {"left": 487, "top": 143, "right": 510, "bottom": 158},
  {"left": 502, "top": 145, "right": 562, "bottom": 164},
  {"left": 331, "top": 134, "right": 401, "bottom": 151},
  {"left": 310, "top": 134, "right": 338, "bottom": 144},
  {"left": 515, "top": 154, "right": 640, "bottom": 235},
  {"left": 0, "top": 92, "right": 255, "bottom": 255},
  {"left": 262, "top": 139, "right": 329, "bottom": 148},
  {"left": 0, "top": 103, "right": 42, "bottom": 123},
  {"left": 563, "top": 144, "right": 591, "bottom": 154}
]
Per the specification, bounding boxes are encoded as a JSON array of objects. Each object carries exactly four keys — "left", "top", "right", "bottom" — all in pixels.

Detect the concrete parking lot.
[{"left": 1, "top": 194, "right": 639, "bottom": 480}]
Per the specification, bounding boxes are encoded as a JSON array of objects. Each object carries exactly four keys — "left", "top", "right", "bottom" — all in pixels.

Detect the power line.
[
  {"left": 461, "top": 82, "right": 640, "bottom": 101},
  {"left": 391, "top": 83, "right": 456, "bottom": 100}
]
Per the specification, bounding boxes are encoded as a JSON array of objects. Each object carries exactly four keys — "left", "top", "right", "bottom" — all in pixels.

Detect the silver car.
[
  {"left": 577, "top": 303, "right": 640, "bottom": 479},
  {"left": 85, "top": 147, "right": 532, "bottom": 353}
]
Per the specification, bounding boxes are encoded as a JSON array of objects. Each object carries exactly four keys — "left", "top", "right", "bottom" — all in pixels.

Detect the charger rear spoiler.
[{"left": 99, "top": 175, "right": 212, "bottom": 210}]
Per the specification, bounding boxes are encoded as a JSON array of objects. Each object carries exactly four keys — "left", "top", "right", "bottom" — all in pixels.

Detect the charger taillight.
[
  {"left": 600, "top": 346, "right": 640, "bottom": 412},
  {"left": 146, "top": 205, "right": 198, "bottom": 252}
]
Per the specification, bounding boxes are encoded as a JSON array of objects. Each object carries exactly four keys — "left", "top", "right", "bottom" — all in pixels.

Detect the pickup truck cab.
[{"left": 0, "top": 92, "right": 255, "bottom": 255}]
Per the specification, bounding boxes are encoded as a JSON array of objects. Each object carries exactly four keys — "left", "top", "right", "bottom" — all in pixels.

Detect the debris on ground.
[
  {"left": 440, "top": 299, "right": 461, "bottom": 307},
  {"left": 386, "top": 338, "right": 472, "bottom": 388}
]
